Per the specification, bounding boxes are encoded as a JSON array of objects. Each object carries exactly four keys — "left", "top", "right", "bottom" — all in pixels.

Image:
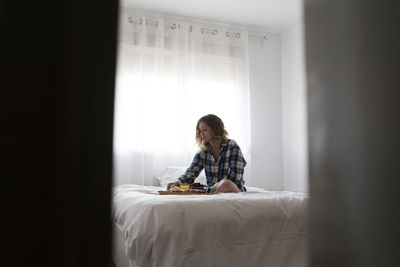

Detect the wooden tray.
[{"left": 157, "top": 191, "right": 213, "bottom": 195}]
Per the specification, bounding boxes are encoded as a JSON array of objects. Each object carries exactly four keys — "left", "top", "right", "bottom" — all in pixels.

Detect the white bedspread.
[{"left": 112, "top": 184, "right": 309, "bottom": 267}]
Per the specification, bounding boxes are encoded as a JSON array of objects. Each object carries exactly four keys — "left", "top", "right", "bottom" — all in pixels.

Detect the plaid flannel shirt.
[{"left": 178, "top": 139, "right": 247, "bottom": 191}]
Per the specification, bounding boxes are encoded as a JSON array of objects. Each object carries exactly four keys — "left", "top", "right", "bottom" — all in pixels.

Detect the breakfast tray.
[{"left": 156, "top": 191, "right": 214, "bottom": 195}]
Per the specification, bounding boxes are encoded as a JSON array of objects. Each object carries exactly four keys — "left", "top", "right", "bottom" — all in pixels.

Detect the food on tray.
[
  {"left": 189, "top": 183, "right": 207, "bottom": 193},
  {"left": 167, "top": 183, "right": 207, "bottom": 193},
  {"left": 179, "top": 184, "right": 190, "bottom": 190},
  {"left": 169, "top": 185, "right": 185, "bottom": 192},
  {"left": 190, "top": 183, "right": 205, "bottom": 190}
]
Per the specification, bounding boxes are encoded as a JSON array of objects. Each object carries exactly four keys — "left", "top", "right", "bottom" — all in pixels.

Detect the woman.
[{"left": 167, "top": 114, "right": 247, "bottom": 193}]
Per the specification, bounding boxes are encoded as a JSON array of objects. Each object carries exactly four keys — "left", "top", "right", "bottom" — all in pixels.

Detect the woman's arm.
[
  {"left": 177, "top": 151, "right": 205, "bottom": 185},
  {"left": 227, "top": 143, "right": 246, "bottom": 191}
]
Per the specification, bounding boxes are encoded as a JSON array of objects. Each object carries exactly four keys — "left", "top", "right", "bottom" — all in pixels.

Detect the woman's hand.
[{"left": 167, "top": 181, "right": 179, "bottom": 191}]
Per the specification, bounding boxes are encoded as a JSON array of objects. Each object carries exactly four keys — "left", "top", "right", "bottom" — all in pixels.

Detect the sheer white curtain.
[{"left": 113, "top": 10, "right": 251, "bottom": 186}]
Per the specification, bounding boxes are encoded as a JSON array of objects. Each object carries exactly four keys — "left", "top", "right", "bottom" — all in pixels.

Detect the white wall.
[
  {"left": 248, "top": 24, "right": 308, "bottom": 193},
  {"left": 281, "top": 21, "right": 308, "bottom": 192},
  {"left": 248, "top": 33, "right": 283, "bottom": 190}
]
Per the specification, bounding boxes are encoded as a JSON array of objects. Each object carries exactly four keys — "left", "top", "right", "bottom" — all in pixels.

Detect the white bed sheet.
[{"left": 112, "top": 184, "right": 309, "bottom": 267}]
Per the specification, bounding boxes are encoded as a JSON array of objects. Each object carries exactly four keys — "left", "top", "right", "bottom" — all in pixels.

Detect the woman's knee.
[{"left": 214, "top": 179, "right": 240, "bottom": 193}]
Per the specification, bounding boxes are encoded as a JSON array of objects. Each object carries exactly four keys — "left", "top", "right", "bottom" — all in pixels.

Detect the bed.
[{"left": 111, "top": 184, "right": 309, "bottom": 267}]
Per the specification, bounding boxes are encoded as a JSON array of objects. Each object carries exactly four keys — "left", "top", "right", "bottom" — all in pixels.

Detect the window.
[{"left": 113, "top": 12, "right": 250, "bottom": 185}]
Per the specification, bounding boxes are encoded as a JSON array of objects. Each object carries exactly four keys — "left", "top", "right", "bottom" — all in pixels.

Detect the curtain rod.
[
  {"left": 127, "top": 16, "right": 268, "bottom": 40},
  {"left": 249, "top": 35, "right": 269, "bottom": 40}
]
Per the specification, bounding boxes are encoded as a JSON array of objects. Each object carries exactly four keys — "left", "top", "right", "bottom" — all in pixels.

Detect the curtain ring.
[
  {"left": 128, "top": 17, "right": 134, "bottom": 23},
  {"left": 171, "top": 24, "right": 177, "bottom": 30},
  {"left": 235, "top": 33, "right": 241, "bottom": 38},
  {"left": 226, "top": 31, "right": 230, "bottom": 37},
  {"left": 212, "top": 29, "right": 218, "bottom": 35}
]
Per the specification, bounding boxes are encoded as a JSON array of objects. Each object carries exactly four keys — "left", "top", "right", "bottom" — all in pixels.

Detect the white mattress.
[{"left": 112, "top": 184, "right": 309, "bottom": 267}]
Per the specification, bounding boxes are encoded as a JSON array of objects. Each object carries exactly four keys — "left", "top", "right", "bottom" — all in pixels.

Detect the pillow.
[
  {"left": 154, "top": 167, "right": 207, "bottom": 187},
  {"left": 154, "top": 167, "right": 186, "bottom": 187}
]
